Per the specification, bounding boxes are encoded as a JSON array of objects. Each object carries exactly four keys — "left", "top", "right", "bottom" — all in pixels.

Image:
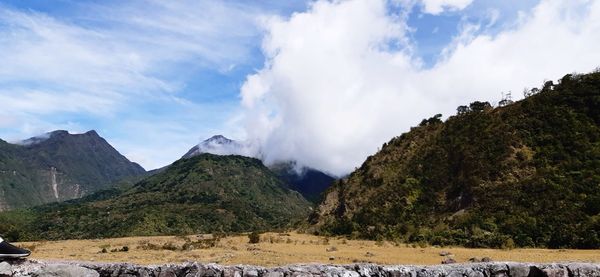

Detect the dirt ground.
[{"left": 16, "top": 232, "right": 600, "bottom": 267}]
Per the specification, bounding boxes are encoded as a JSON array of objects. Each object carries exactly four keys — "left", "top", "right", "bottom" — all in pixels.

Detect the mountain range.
[
  {"left": 2, "top": 71, "right": 599, "bottom": 249},
  {"left": 0, "top": 132, "right": 328, "bottom": 240},
  {"left": 10, "top": 153, "right": 311, "bottom": 240}
]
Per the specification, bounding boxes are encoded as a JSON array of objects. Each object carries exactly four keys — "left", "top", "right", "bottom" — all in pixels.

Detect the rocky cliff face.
[{"left": 0, "top": 260, "right": 599, "bottom": 277}]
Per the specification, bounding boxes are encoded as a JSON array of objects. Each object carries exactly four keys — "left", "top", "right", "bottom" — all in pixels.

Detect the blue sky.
[{"left": 0, "top": 0, "right": 598, "bottom": 174}]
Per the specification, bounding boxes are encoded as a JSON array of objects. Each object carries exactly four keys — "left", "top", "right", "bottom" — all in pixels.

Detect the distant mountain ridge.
[
  {"left": 0, "top": 130, "right": 145, "bottom": 210},
  {"left": 183, "top": 135, "right": 336, "bottom": 203}
]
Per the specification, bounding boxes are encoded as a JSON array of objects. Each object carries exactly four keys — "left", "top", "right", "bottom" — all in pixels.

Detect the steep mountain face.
[
  {"left": 6, "top": 154, "right": 311, "bottom": 240},
  {"left": 0, "top": 130, "right": 145, "bottom": 210},
  {"left": 183, "top": 135, "right": 336, "bottom": 203},
  {"left": 312, "top": 72, "right": 600, "bottom": 249}
]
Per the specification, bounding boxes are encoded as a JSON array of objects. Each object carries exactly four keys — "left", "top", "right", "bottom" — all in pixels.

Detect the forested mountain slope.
[
  {"left": 1, "top": 154, "right": 311, "bottom": 240},
  {"left": 312, "top": 72, "right": 600, "bottom": 249}
]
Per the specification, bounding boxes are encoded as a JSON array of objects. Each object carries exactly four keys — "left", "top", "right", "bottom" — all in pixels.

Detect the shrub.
[
  {"left": 248, "top": 232, "right": 260, "bottom": 244},
  {"left": 161, "top": 242, "right": 179, "bottom": 251}
]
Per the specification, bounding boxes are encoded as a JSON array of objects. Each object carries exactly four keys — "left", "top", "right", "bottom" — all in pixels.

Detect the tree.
[
  {"left": 523, "top": 87, "right": 539, "bottom": 98},
  {"left": 457, "top": 105, "right": 470, "bottom": 115},
  {"left": 419, "top": 114, "right": 443, "bottom": 126},
  {"left": 469, "top": 101, "right": 492, "bottom": 112},
  {"left": 248, "top": 231, "right": 261, "bottom": 244},
  {"left": 498, "top": 92, "right": 514, "bottom": 107}
]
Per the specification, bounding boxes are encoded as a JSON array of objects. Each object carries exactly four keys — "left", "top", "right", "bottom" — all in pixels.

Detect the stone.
[
  {"left": 224, "top": 268, "right": 243, "bottom": 277},
  {"left": 439, "top": 251, "right": 451, "bottom": 256},
  {"left": 385, "top": 267, "right": 416, "bottom": 277},
  {"left": 264, "top": 271, "right": 284, "bottom": 277},
  {"left": 567, "top": 263, "right": 600, "bottom": 277},
  {"left": 488, "top": 263, "right": 510, "bottom": 277},
  {"left": 0, "top": 262, "right": 12, "bottom": 277},
  {"left": 507, "top": 263, "right": 531, "bottom": 277},
  {"left": 243, "top": 269, "right": 259, "bottom": 277},
  {"left": 481, "top": 257, "right": 492, "bottom": 262},
  {"left": 542, "top": 267, "right": 568, "bottom": 277},
  {"left": 31, "top": 264, "right": 99, "bottom": 277},
  {"left": 441, "top": 258, "right": 456, "bottom": 264},
  {"left": 157, "top": 267, "right": 177, "bottom": 277},
  {"left": 468, "top": 257, "right": 481, "bottom": 263}
]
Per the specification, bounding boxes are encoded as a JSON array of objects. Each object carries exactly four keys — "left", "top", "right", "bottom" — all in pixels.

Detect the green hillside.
[
  {"left": 2, "top": 154, "right": 311, "bottom": 240},
  {"left": 311, "top": 72, "right": 600, "bottom": 249},
  {"left": 0, "top": 130, "right": 145, "bottom": 210},
  {"left": 181, "top": 135, "right": 336, "bottom": 204}
]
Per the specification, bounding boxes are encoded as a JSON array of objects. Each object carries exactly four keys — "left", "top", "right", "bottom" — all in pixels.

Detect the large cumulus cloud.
[{"left": 239, "top": 0, "right": 600, "bottom": 176}]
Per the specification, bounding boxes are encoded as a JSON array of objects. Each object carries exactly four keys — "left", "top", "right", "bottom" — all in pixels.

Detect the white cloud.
[
  {"left": 420, "top": 0, "right": 474, "bottom": 14},
  {"left": 239, "top": 0, "right": 600, "bottom": 176}
]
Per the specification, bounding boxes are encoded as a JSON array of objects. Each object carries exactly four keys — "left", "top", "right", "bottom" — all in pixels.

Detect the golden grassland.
[{"left": 16, "top": 232, "right": 600, "bottom": 267}]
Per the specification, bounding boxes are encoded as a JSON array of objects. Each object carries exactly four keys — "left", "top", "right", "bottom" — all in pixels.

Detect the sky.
[{"left": 0, "top": 0, "right": 599, "bottom": 175}]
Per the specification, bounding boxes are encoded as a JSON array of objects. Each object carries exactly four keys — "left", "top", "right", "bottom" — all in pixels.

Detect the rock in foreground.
[{"left": 1, "top": 260, "right": 600, "bottom": 277}]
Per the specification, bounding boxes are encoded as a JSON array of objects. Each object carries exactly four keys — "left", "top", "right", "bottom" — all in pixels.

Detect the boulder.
[
  {"left": 439, "top": 251, "right": 451, "bottom": 256},
  {"left": 31, "top": 264, "right": 99, "bottom": 277},
  {"left": 0, "top": 262, "right": 12, "bottom": 277},
  {"left": 468, "top": 257, "right": 481, "bottom": 263},
  {"left": 441, "top": 258, "right": 456, "bottom": 264}
]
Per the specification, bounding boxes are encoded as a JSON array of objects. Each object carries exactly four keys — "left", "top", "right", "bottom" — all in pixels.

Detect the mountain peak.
[
  {"left": 49, "top": 130, "right": 70, "bottom": 136},
  {"left": 84, "top": 130, "right": 100, "bottom": 137},
  {"left": 206, "top": 135, "right": 233, "bottom": 143},
  {"left": 20, "top": 130, "right": 100, "bottom": 146},
  {"left": 182, "top": 135, "right": 242, "bottom": 159},
  {"left": 18, "top": 131, "right": 63, "bottom": 145}
]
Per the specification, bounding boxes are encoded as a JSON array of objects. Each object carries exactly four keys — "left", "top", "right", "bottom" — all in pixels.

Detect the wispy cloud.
[
  {"left": 419, "top": 0, "right": 475, "bottom": 14},
  {"left": 0, "top": 0, "right": 276, "bottom": 168}
]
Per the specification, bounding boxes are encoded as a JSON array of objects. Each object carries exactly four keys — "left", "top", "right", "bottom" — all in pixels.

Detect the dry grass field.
[{"left": 17, "top": 232, "right": 600, "bottom": 267}]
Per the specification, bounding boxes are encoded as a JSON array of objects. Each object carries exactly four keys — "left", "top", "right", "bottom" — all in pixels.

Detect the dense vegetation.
[
  {"left": 0, "top": 130, "right": 145, "bottom": 210},
  {"left": 312, "top": 72, "right": 600, "bottom": 249},
  {"left": 0, "top": 154, "right": 311, "bottom": 241}
]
